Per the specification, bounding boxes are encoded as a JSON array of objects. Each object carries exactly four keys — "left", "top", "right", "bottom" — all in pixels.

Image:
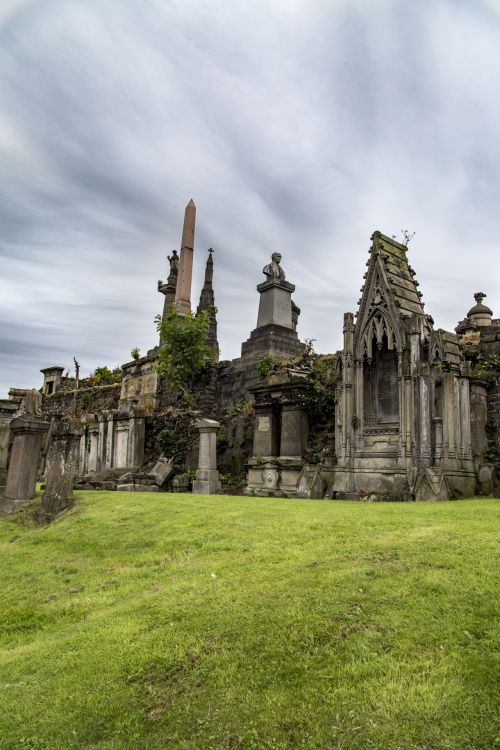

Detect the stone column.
[
  {"left": 419, "top": 376, "right": 431, "bottom": 465},
  {"left": 442, "top": 374, "right": 455, "bottom": 461},
  {"left": 175, "top": 199, "right": 196, "bottom": 314},
  {"left": 469, "top": 380, "right": 488, "bottom": 458},
  {"left": 38, "top": 419, "right": 83, "bottom": 522},
  {"left": 2, "top": 415, "right": 49, "bottom": 512},
  {"left": 192, "top": 419, "right": 221, "bottom": 494},
  {"left": 433, "top": 417, "right": 443, "bottom": 465},
  {"left": 126, "top": 411, "right": 146, "bottom": 468}
]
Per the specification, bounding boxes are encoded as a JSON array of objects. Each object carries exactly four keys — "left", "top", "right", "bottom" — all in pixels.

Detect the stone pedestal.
[
  {"left": 192, "top": 419, "right": 221, "bottom": 494},
  {"left": 2, "top": 415, "right": 49, "bottom": 512},
  {"left": 240, "top": 276, "right": 303, "bottom": 362},
  {"left": 39, "top": 419, "right": 83, "bottom": 522},
  {"left": 256, "top": 279, "right": 295, "bottom": 329}
]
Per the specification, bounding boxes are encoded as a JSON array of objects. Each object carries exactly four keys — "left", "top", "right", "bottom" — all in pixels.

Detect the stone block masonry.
[{"left": 2, "top": 415, "right": 49, "bottom": 512}]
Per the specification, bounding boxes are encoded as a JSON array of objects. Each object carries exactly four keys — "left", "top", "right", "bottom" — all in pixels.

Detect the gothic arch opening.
[{"left": 363, "top": 333, "right": 399, "bottom": 425}]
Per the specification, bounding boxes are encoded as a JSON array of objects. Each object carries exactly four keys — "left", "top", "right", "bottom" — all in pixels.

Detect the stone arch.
[
  {"left": 362, "top": 328, "right": 400, "bottom": 426},
  {"left": 357, "top": 308, "right": 400, "bottom": 363}
]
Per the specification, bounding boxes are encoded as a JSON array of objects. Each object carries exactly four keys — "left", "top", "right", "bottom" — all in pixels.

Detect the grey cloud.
[{"left": 1, "top": 0, "right": 499, "bottom": 394}]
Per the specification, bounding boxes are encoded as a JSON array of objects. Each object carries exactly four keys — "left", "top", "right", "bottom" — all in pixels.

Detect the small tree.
[
  {"left": 89, "top": 366, "right": 123, "bottom": 386},
  {"left": 155, "top": 307, "right": 217, "bottom": 396}
]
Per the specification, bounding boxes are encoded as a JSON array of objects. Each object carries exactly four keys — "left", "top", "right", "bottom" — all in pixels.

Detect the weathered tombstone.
[
  {"left": 172, "top": 473, "right": 191, "bottom": 493},
  {"left": 192, "top": 418, "right": 221, "bottom": 494},
  {"left": 1, "top": 414, "right": 49, "bottom": 512},
  {"left": 38, "top": 418, "right": 83, "bottom": 522},
  {"left": 148, "top": 455, "right": 174, "bottom": 486}
]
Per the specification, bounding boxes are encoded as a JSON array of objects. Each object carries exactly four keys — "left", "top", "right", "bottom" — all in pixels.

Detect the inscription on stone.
[{"left": 258, "top": 416, "right": 270, "bottom": 432}]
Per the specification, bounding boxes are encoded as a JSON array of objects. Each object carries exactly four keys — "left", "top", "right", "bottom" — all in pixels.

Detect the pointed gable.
[{"left": 354, "top": 231, "right": 429, "bottom": 359}]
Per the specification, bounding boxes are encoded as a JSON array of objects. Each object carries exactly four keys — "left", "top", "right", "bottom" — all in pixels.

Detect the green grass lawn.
[{"left": 0, "top": 491, "right": 498, "bottom": 750}]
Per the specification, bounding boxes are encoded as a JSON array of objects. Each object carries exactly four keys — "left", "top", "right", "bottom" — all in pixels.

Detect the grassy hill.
[{"left": 0, "top": 491, "right": 498, "bottom": 750}]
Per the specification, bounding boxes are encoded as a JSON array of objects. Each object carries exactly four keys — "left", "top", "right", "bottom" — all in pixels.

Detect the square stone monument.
[
  {"left": 192, "top": 418, "right": 221, "bottom": 494},
  {"left": 2, "top": 414, "right": 49, "bottom": 512}
]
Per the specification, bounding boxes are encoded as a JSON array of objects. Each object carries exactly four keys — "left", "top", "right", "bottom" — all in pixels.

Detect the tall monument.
[
  {"left": 240, "top": 251, "right": 303, "bottom": 361},
  {"left": 197, "top": 249, "right": 219, "bottom": 357},
  {"left": 174, "top": 199, "right": 196, "bottom": 314}
]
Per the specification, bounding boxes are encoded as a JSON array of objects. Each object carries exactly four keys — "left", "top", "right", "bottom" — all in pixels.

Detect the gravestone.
[
  {"left": 148, "top": 455, "right": 174, "bottom": 486},
  {"left": 192, "top": 418, "right": 221, "bottom": 494},
  {"left": 38, "top": 418, "right": 83, "bottom": 522},
  {"left": 1, "top": 414, "right": 49, "bottom": 512}
]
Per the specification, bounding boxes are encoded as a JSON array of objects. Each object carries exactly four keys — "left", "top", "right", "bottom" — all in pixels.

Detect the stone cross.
[{"left": 192, "top": 418, "right": 221, "bottom": 494}]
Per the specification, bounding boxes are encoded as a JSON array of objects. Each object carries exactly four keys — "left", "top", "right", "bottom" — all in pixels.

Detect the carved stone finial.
[
  {"left": 474, "top": 292, "right": 486, "bottom": 304},
  {"left": 263, "top": 252, "right": 286, "bottom": 281}
]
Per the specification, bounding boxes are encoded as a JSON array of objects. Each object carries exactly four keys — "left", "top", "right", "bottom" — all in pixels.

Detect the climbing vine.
[
  {"left": 156, "top": 411, "right": 197, "bottom": 466},
  {"left": 155, "top": 307, "right": 217, "bottom": 395}
]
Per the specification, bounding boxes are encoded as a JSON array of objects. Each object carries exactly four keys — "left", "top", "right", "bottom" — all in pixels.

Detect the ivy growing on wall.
[
  {"left": 156, "top": 411, "right": 197, "bottom": 466},
  {"left": 155, "top": 307, "right": 217, "bottom": 397}
]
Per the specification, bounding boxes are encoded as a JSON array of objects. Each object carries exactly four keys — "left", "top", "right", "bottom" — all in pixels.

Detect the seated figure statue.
[{"left": 263, "top": 252, "right": 286, "bottom": 282}]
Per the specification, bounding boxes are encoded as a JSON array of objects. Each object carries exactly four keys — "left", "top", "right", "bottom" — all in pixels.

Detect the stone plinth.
[
  {"left": 256, "top": 279, "right": 295, "bottom": 329},
  {"left": 192, "top": 419, "right": 221, "bottom": 494},
  {"left": 239, "top": 259, "right": 303, "bottom": 363},
  {"left": 2, "top": 415, "right": 49, "bottom": 512},
  {"left": 240, "top": 324, "right": 303, "bottom": 361},
  {"left": 39, "top": 419, "right": 83, "bottom": 522}
]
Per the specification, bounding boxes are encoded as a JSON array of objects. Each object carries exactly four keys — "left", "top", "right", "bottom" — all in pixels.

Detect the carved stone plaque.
[{"left": 258, "top": 416, "right": 270, "bottom": 432}]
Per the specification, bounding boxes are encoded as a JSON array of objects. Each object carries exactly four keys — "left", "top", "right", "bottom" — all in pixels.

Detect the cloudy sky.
[{"left": 1, "top": 0, "right": 499, "bottom": 395}]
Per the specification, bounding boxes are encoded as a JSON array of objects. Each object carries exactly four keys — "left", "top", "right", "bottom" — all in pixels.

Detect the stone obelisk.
[{"left": 174, "top": 199, "right": 196, "bottom": 314}]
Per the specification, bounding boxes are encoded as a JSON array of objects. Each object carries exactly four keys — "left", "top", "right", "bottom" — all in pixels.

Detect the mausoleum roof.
[{"left": 370, "top": 231, "right": 426, "bottom": 320}]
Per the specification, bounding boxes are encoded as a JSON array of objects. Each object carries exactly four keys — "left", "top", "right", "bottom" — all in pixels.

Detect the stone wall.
[
  {"left": 216, "top": 361, "right": 260, "bottom": 418},
  {"left": 486, "top": 377, "right": 500, "bottom": 461},
  {"left": 42, "top": 384, "right": 121, "bottom": 417}
]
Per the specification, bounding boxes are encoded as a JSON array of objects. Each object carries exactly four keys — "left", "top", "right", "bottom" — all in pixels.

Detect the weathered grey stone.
[
  {"left": 39, "top": 419, "right": 83, "bottom": 522},
  {"left": 478, "top": 465, "right": 493, "bottom": 495},
  {"left": 2, "top": 415, "right": 49, "bottom": 512},
  {"left": 148, "top": 456, "right": 174, "bottom": 486},
  {"left": 175, "top": 199, "right": 196, "bottom": 314},
  {"left": 296, "top": 466, "right": 325, "bottom": 499},
  {"left": 172, "top": 474, "right": 191, "bottom": 492},
  {"left": 192, "top": 418, "right": 221, "bottom": 494},
  {"left": 256, "top": 279, "right": 295, "bottom": 329}
]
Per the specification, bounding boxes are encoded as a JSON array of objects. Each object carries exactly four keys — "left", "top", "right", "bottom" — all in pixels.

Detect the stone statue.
[
  {"left": 168, "top": 250, "right": 179, "bottom": 273},
  {"left": 23, "top": 389, "right": 43, "bottom": 417},
  {"left": 263, "top": 252, "right": 286, "bottom": 282}
]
